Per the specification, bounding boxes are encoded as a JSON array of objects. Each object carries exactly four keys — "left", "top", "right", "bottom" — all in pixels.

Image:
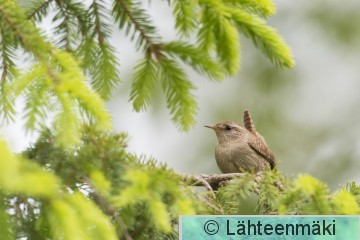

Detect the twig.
[
  {"left": 198, "top": 195, "right": 224, "bottom": 214},
  {"left": 91, "top": 191, "right": 133, "bottom": 240},
  {"left": 183, "top": 175, "right": 215, "bottom": 196},
  {"left": 182, "top": 173, "right": 248, "bottom": 194},
  {"left": 182, "top": 173, "right": 246, "bottom": 188},
  {"left": 83, "top": 178, "right": 133, "bottom": 240},
  {"left": 182, "top": 172, "right": 284, "bottom": 195}
]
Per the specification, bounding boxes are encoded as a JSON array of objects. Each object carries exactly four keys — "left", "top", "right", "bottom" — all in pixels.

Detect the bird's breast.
[{"left": 214, "top": 140, "right": 267, "bottom": 173}]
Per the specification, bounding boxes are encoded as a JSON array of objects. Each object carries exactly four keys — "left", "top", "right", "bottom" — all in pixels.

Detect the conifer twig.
[
  {"left": 84, "top": 178, "right": 133, "bottom": 240},
  {"left": 182, "top": 172, "right": 284, "bottom": 194},
  {"left": 182, "top": 173, "right": 246, "bottom": 193},
  {"left": 183, "top": 173, "right": 246, "bottom": 186}
]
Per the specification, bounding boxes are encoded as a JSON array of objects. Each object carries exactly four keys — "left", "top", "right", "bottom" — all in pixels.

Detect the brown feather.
[
  {"left": 248, "top": 137, "right": 276, "bottom": 169},
  {"left": 243, "top": 110, "right": 256, "bottom": 134}
]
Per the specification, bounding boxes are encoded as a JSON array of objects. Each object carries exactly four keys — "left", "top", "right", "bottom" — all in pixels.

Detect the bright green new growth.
[
  {"left": 0, "top": 0, "right": 112, "bottom": 146},
  {"left": 1, "top": 0, "right": 294, "bottom": 137},
  {"left": 4, "top": 1, "right": 349, "bottom": 240},
  {"left": 0, "top": 128, "right": 207, "bottom": 239},
  {"left": 0, "top": 140, "right": 119, "bottom": 240},
  {"left": 1, "top": 129, "right": 359, "bottom": 239},
  {"left": 130, "top": 58, "right": 158, "bottom": 111},
  {"left": 218, "top": 172, "right": 360, "bottom": 215}
]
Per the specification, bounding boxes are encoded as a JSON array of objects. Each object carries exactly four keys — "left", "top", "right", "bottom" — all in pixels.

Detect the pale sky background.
[{"left": 1, "top": 0, "right": 360, "bottom": 189}]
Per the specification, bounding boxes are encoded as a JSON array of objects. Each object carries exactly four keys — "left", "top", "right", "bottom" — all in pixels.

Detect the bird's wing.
[{"left": 248, "top": 137, "right": 276, "bottom": 170}]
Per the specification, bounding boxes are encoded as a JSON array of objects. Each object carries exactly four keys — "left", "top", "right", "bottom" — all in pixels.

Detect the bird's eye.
[{"left": 224, "top": 125, "right": 232, "bottom": 131}]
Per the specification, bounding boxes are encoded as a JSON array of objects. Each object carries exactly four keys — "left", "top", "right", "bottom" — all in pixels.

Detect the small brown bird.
[{"left": 205, "top": 110, "right": 276, "bottom": 173}]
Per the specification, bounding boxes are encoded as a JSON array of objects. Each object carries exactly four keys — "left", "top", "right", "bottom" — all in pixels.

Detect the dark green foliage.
[
  {"left": 2, "top": 1, "right": 357, "bottom": 240},
  {"left": 159, "top": 59, "right": 197, "bottom": 131},
  {"left": 163, "top": 41, "right": 225, "bottom": 81},
  {"left": 0, "top": 127, "right": 207, "bottom": 239},
  {"left": 1, "top": 0, "right": 294, "bottom": 136},
  {"left": 130, "top": 58, "right": 158, "bottom": 111},
  {"left": 1, "top": 0, "right": 112, "bottom": 146},
  {"left": 1, "top": 127, "right": 360, "bottom": 239},
  {"left": 0, "top": 3, "right": 19, "bottom": 122},
  {"left": 216, "top": 173, "right": 258, "bottom": 214},
  {"left": 230, "top": 8, "right": 294, "bottom": 68},
  {"left": 217, "top": 172, "right": 360, "bottom": 216},
  {"left": 82, "top": 0, "right": 120, "bottom": 100},
  {"left": 347, "top": 181, "right": 360, "bottom": 205},
  {"left": 112, "top": 0, "right": 160, "bottom": 50}
]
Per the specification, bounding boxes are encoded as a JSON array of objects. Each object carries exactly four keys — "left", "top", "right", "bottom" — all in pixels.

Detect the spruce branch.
[
  {"left": 215, "top": 17, "right": 241, "bottom": 75},
  {"left": 0, "top": 83, "right": 15, "bottom": 122},
  {"left": 198, "top": 0, "right": 241, "bottom": 75},
  {"left": 2, "top": 2, "right": 113, "bottom": 147},
  {"left": 74, "top": 1, "right": 120, "bottom": 100},
  {"left": 162, "top": 41, "right": 225, "bottom": 80},
  {"left": 23, "top": 0, "right": 53, "bottom": 21},
  {"left": 0, "top": 0, "right": 52, "bottom": 59},
  {"left": 64, "top": 1, "right": 89, "bottom": 36},
  {"left": 112, "top": 0, "right": 161, "bottom": 56},
  {"left": 51, "top": 0, "right": 89, "bottom": 51},
  {"left": 54, "top": 90, "right": 81, "bottom": 146},
  {"left": 129, "top": 57, "right": 158, "bottom": 111},
  {"left": 90, "top": 43, "right": 120, "bottom": 100},
  {"left": 85, "top": 177, "right": 133, "bottom": 240},
  {"left": 172, "top": 0, "right": 198, "bottom": 36},
  {"left": 0, "top": 21, "right": 17, "bottom": 78},
  {"left": 53, "top": 9, "right": 73, "bottom": 51},
  {"left": 197, "top": 5, "right": 215, "bottom": 53},
  {"left": 229, "top": 7, "right": 294, "bottom": 68},
  {"left": 23, "top": 82, "right": 49, "bottom": 131},
  {"left": 159, "top": 59, "right": 197, "bottom": 131},
  {"left": 91, "top": 0, "right": 111, "bottom": 44},
  {"left": 92, "top": 192, "right": 133, "bottom": 240},
  {"left": 198, "top": 0, "right": 294, "bottom": 73},
  {"left": 224, "top": 0, "right": 276, "bottom": 17},
  {"left": 0, "top": 25, "right": 17, "bottom": 121}
]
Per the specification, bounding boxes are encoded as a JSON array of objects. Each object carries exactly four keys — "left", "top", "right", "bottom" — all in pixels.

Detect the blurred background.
[{"left": 2, "top": 0, "right": 360, "bottom": 190}]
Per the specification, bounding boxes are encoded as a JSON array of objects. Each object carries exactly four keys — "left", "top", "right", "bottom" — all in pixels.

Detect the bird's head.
[{"left": 205, "top": 121, "right": 247, "bottom": 143}]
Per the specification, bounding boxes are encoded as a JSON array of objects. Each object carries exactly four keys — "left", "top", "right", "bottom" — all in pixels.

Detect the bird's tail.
[{"left": 243, "top": 110, "right": 256, "bottom": 134}]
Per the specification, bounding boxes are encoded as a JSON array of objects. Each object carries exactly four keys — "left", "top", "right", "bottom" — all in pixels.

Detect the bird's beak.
[{"left": 205, "top": 125, "right": 217, "bottom": 130}]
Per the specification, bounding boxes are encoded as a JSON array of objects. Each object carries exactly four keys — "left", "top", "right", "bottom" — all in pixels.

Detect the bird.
[{"left": 205, "top": 110, "right": 276, "bottom": 173}]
